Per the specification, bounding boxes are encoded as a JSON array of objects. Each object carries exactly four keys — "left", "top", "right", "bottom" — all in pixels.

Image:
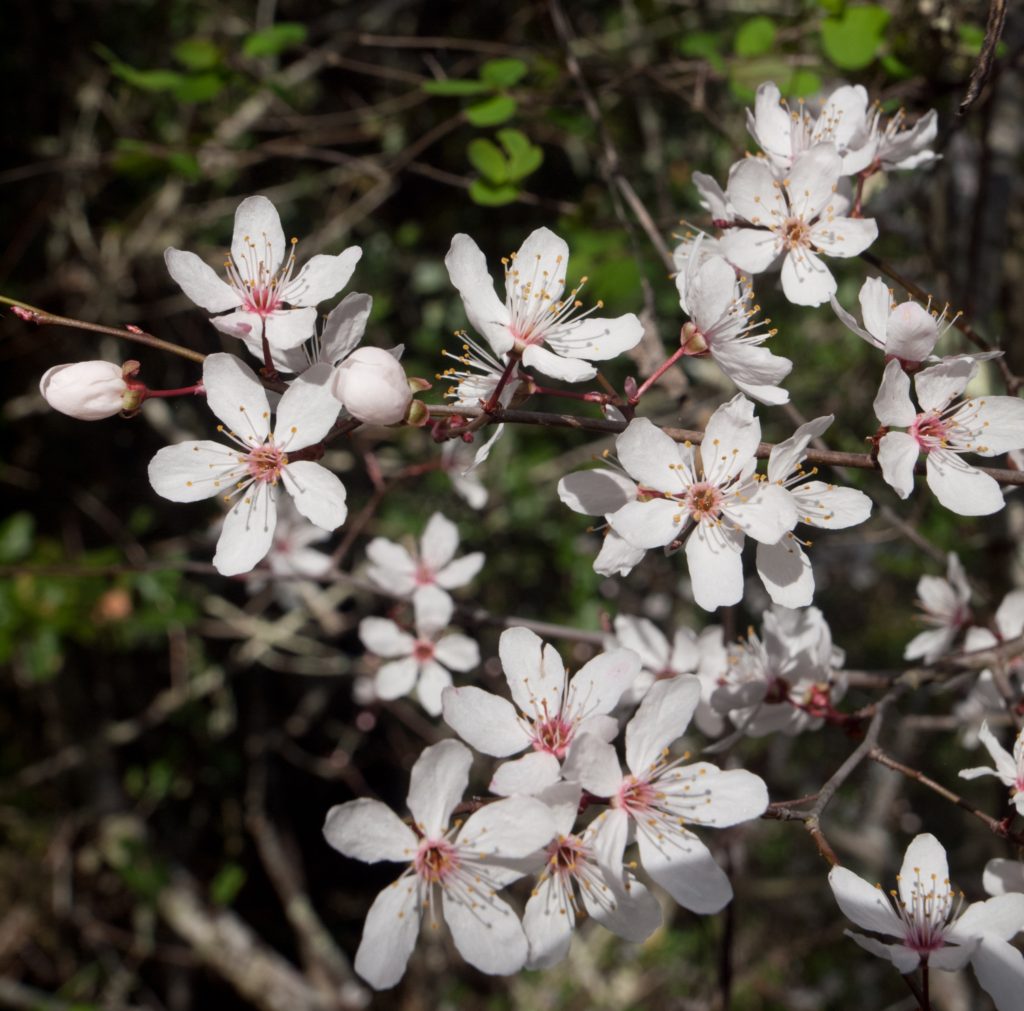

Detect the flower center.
[
  {"left": 614, "top": 774, "right": 655, "bottom": 815},
  {"left": 412, "top": 639, "right": 435, "bottom": 663},
  {"left": 892, "top": 868, "right": 959, "bottom": 954},
  {"left": 224, "top": 234, "right": 299, "bottom": 318},
  {"left": 532, "top": 716, "right": 575, "bottom": 758},
  {"left": 685, "top": 482, "right": 722, "bottom": 522},
  {"left": 780, "top": 217, "right": 810, "bottom": 250},
  {"left": 413, "top": 562, "right": 435, "bottom": 587},
  {"left": 246, "top": 444, "right": 288, "bottom": 484},
  {"left": 414, "top": 838, "right": 459, "bottom": 884},
  {"left": 546, "top": 834, "right": 587, "bottom": 877},
  {"left": 910, "top": 412, "right": 949, "bottom": 451}
]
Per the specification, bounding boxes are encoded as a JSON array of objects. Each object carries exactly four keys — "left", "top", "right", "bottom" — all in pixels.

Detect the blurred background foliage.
[{"left": 2, "top": 0, "right": 1023, "bottom": 1008}]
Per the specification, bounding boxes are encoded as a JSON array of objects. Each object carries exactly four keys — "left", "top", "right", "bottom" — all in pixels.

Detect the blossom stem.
[
  {"left": 136, "top": 383, "right": 205, "bottom": 400},
  {"left": 530, "top": 385, "right": 612, "bottom": 405},
  {"left": 481, "top": 350, "right": 522, "bottom": 415},
  {"left": 628, "top": 346, "right": 687, "bottom": 405},
  {"left": 920, "top": 963, "right": 930, "bottom": 1011},
  {"left": 259, "top": 323, "right": 281, "bottom": 384}
]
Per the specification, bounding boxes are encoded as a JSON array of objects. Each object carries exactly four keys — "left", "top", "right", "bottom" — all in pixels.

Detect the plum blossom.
[
  {"left": 873, "top": 358, "right": 1024, "bottom": 515},
  {"left": 445, "top": 227, "right": 643, "bottom": 383},
  {"left": 867, "top": 104, "right": 939, "bottom": 172},
  {"left": 904, "top": 553, "right": 972, "bottom": 663},
  {"left": 568, "top": 676, "right": 769, "bottom": 914},
  {"left": 984, "top": 860, "right": 1024, "bottom": 898},
  {"left": 757, "top": 414, "right": 873, "bottom": 607},
  {"left": 720, "top": 144, "right": 878, "bottom": 306},
  {"left": 364, "top": 512, "right": 484, "bottom": 614},
  {"left": 148, "top": 354, "right": 346, "bottom": 576},
  {"left": 322, "top": 739, "right": 557, "bottom": 989},
  {"left": 675, "top": 248, "right": 793, "bottom": 405},
  {"left": 587, "top": 397, "right": 798, "bottom": 610},
  {"left": 959, "top": 722, "right": 1024, "bottom": 817},
  {"left": 40, "top": 360, "right": 134, "bottom": 420},
  {"left": 440, "top": 439, "right": 489, "bottom": 509},
  {"left": 829, "top": 833, "right": 1024, "bottom": 1011},
  {"left": 359, "top": 591, "right": 479, "bottom": 716},
  {"left": 332, "top": 347, "right": 411, "bottom": 426},
  {"left": 244, "top": 498, "right": 333, "bottom": 605},
  {"left": 441, "top": 626, "right": 640, "bottom": 796},
  {"left": 165, "top": 195, "right": 362, "bottom": 352}
]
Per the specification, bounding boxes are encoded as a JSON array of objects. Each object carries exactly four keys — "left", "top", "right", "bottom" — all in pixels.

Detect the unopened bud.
[
  {"left": 331, "top": 347, "right": 412, "bottom": 426},
  {"left": 40, "top": 361, "right": 131, "bottom": 420},
  {"left": 680, "top": 321, "right": 708, "bottom": 355}
]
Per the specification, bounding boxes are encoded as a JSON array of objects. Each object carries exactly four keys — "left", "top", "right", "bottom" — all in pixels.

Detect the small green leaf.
[
  {"left": 0, "top": 514, "right": 34, "bottom": 564},
  {"left": 679, "top": 31, "right": 726, "bottom": 73},
  {"left": 467, "top": 138, "right": 509, "bottom": 183},
  {"left": 242, "top": 22, "right": 308, "bottom": 58},
  {"left": 880, "top": 53, "right": 913, "bottom": 79},
  {"left": 210, "top": 863, "right": 247, "bottom": 906},
  {"left": 172, "top": 38, "right": 221, "bottom": 71},
  {"left": 166, "top": 152, "right": 201, "bottom": 181},
  {"left": 172, "top": 73, "right": 224, "bottom": 103},
  {"left": 821, "top": 5, "right": 891, "bottom": 70},
  {"left": 786, "top": 69, "right": 823, "bottom": 98},
  {"left": 497, "top": 128, "right": 543, "bottom": 180},
  {"left": 817, "top": 0, "right": 845, "bottom": 14},
  {"left": 734, "top": 16, "right": 776, "bottom": 57},
  {"left": 465, "top": 95, "right": 517, "bottom": 127},
  {"left": 479, "top": 57, "right": 527, "bottom": 87},
  {"left": 421, "top": 78, "right": 493, "bottom": 97},
  {"left": 469, "top": 179, "right": 520, "bottom": 206},
  {"left": 110, "top": 64, "right": 185, "bottom": 93}
]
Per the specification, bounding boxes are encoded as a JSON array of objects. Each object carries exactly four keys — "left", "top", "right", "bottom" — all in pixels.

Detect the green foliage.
[
  {"left": 423, "top": 57, "right": 527, "bottom": 129},
  {"left": 96, "top": 44, "right": 226, "bottom": 104},
  {"left": 172, "top": 38, "right": 221, "bottom": 71},
  {"left": 464, "top": 94, "right": 518, "bottom": 127},
  {"left": 734, "top": 16, "right": 776, "bottom": 58},
  {"left": 467, "top": 129, "right": 543, "bottom": 205},
  {"left": 679, "top": 31, "right": 726, "bottom": 72},
  {"left": 241, "top": 22, "right": 308, "bottom": 58},
  {"left": 820, "top": 4, "right": 891, "bottom": 69},
  {"left": 478, "top": 57, "right": 528, "bottom": 88},
  {"left": 210, "top": 863, "right": 247, "bottom": 906}
]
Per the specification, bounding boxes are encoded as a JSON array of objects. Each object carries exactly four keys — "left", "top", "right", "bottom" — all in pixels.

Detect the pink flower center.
[
  {"left": 686, "top": 481, "right": 723, "bottom": 521},
  {"left": 414, "top": 562, "right": 436, "bottom": 587},
  {"left": 246, "top": 444, "right": 288, "bottom": 484},
  {"left": 780, "top": 217, "right": 811, "bottom": 249},
  {"left": 911, "top": 412, "right": 949, "bottom": 451},
  {"left": 531, "top": 716, "right": 575, "bottom": 758},
  {"left": 414, "top": 838, "right": 459, "bottom": 884},
  {"left": 545, "top": 834, "right": 587, "bottom": 877},
  {"left": 412, "top": 639, "right": 435, "bottom": 663},
  {"left": 224, "top": 235, "right": 299, "bottom": 319},
  {"left": 614, "top": 774, "right": 655, "bottom": 815}
]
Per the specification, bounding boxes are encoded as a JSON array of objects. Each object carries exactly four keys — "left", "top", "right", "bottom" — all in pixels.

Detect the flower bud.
[
  {"left": 331, "top": 347, "right": 411, "bottom": 425},
  {"left": 40, "top": 361, "right": 130, "bottom": 420}
]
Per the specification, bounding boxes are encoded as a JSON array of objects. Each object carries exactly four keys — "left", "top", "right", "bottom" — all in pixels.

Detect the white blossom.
[
  {"left": 904, "top": 553, "right": 972, "bottom": 663},
  {"left": 39, "top": 360, "right": 131, "bottom": 420},
  {"left": 959, "top": 722, "right": 1024, "bottom": 817},
  {"left": 332, "top": 347, "right": 411, "bottom": 425}
]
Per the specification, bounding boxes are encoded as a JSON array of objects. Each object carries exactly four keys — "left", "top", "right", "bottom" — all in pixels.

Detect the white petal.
[
  {"left": 898, "top": 834, "right": 949, "bottom": 910},
  {"left": 685, "top": 522, "right": 745, "bottom": 611},
  {"left": 445, "top": 234, "right": 513, "bottom": 355},
  {"left": 441, "top": 686, "right": 530, "bottom": 757},
  {"left": 928, "top": 940, "right": 978, "bottom": 971},
  {"left": 212, "top": 309, "right": 264, "bottom": 343},
  {"left": 415, "top": 660, "right": 452, "bottom": 716},
  {"left": 969, "top": 936, "right": 1024, "bottom": 1011},
  {"left": 701, "top": 393, "right": 760, "bottom": 486},
  {"left": 926, "top": 451, "right": 1005, "bottom": 516},
  {"left": 809, "top": 216, "right": 878, "bottom": 258},
  {"left": 724, "top": 481, "right": 798, "bottom": 545},
  {"left": 756, "top": 537, "right": 814, "bottom": 609},
  {"left": 214, "top": 487, "right": 278, "bottom": 575},
  {"left": 828, "top": 866, "right": 904, "bottom": 937},
  {"left": 727, "top": 158, "right": 784, "bottom": 225},
  {"left": 413, "top": 585, "right": 453, "bottom": 638},
  {"left": 610, "top": 499, "right": 686, "bottom": 550},
  {"left": 965, "top": 396, "right": 1024, "bottom": 455},
  {"left": 443, "top": 888, "right": 527, "bottom": 976},
  {"left": 976, "top": 722, "right": 1019, "bottom": 782},
  {"left": 767, "top": 415, "right": 833, "bottom": 483},
  {"left": 612, "top": 615, "right": 669, "bottom": 670},
  {"left": 375, "top": 657, "right": 419, "bottom": 700},
  {"left": 407, "top": 738, "right": 472, "bottom": 837},
  {"left": 886, "top": 301, "right": 939, "bottom": 361},
  {"left": 568, "top": 648, "right": 642, "bottom": 719},
  {"left": 914, "top": 357, "right": 975, "bottom": 413},
  {"left": 686, "top": 256, "right": 739, "bottom": 327},
  {"left": 858, "top": 276, "right": 893, "bottom": 346},
  {"left": 499, "top": 627, "right": 553, "bottom": 716},
  {"left": 164, "top": 249, "right": 242, "bottom": 313},
  {"left": 584, "top": 871, "right": 663, "bottom": 943},
  {"left": 323, "top": 798, "right": 417, "bottom": 862},
  {"left": 354, "top": 877, "right": 421, "bottom": 990},
  {"left": 365, "top": 538, "right": 417, "bottom": 594},
  {"left": 983, "top": 859, "right": 1024, "bottom": 897},
  {"left": 950, "top": 894, "right": 1024, "bottom": 943},
  {"left": 283, "top": 247, "right": 361, "bottom": 307},
  {"left": 359, "top": 617, "right": 414, "bottom": 657},
  {"left": 263, "top": 307, "right": 318, "bottom": 351},
  {"left": 148, "top": 441, "right": 241, "bottom": 502},
  {"left": 780, "top": 247, "right": 836, "bottom": 307},
  {"left": 675, "top": 764, "right": 768, "bottom": 826},
  {"left": 996, "top": 590, "right": 1024, "bottom": 638},
  {"left": 420, "top": 512, "right": 459, "bottom": 570},
  {"left": 718, "top": 228, "right": 781, "bottom": 273},
  {"left": 786, "top": 145, "right": 841, "bottom": 220},
  {"left": 514, "top": 227, "right": 569, "bottom": 302},
  {"left": 436, "top": 552, "right": 486, "bottom": 590},
  {"left": 319, "top": 291, "right": 372, "bottom": 365},
  {"left": 878, "top": 432, "right": 920, "bottom": 499},
  {"left": 275, "top": 363, "right": 342, "bottom": 448},
  {"left": 283, "top": 461, "right": 347, "bottom": 531},
  {"left": 232, "top": 196, "right": 286, "bottom": 277},
  {"left": 873, "top": 359, "right": 917, "bottom": 427},
  {"left": 523, "top": 876, "right": 574, "bottom": 969},
  {"left": 710, "top": 341, "right": 792, "bottom": 405},
  {"left": 845, "top": 931, "right": 921, "bottom": 973},
  {"left": 565, "top": 734, "right": 623, "bottom": 797},
  {"left": 458, "top": 794, "right": 557, "bottom": 858},
  {"left": 489, "top": 751, "right": 561, "bottom": 796},
  {"left": 203, "top": 353, "right": 272, "bottom": 440},
  {"left": 546, "top": 314, "right": 643, "bottom": 361},
  {"left": 903, "top": 626, "right": 954, "bottom": 664},
  {"left": 558, "top": 469, "right": 637, "bottom": 516},
  {"left": 594, "top": 529, "right": 646, "bottom": 577},
  {"left": 637, "top": 827, "right": 732, "bottom": 914},
  {"left": 433, "top": 633, "right": 480, "bottom": 673},
  {"left": 520, "top": 343, "right": 596, "bottom": 382},
  {"left": 792, "top": 481, "right": 873, "bottom": 529},
  {"left": 625, "top": 676, "right": 700, "bottom": 774},
  {"left": 617, "top": 416, "right": 690, "bottom": 491}
]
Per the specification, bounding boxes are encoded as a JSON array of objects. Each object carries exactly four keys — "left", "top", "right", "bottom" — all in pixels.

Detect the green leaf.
[
  {"left": 469, "top": 179, "right": 520, "bottom": 206},
  {"left": 817, "top": 0, "right": 845, "bottom": 14},
  {"left": 497, "top": 128, "right": 543, "bottom": 180},
  {"left": 785, "top": 69, "right": 823, "bottom": 98},
  {"left": 172, "top": 38, "right": 221, "bottom": 71},
  {"left": 172, "top": 73, "right": 224, "bottom": 103},
  {"left": 421, "top": 78, "right": 493, "bottom": 97},
  {"left": 166, "top": 152, "right": 201, "bottom": 181},
  {"left": 467, "top": 138, "right": 509, "bottom": 183},
  {"left": 734, "top": 16, "right": 776, "bottom": 57},
  {"left": 880, "top": 53, "right": 913, "bottom": 79},
  {"left": 465, "top": 95, "right": 517, "bottom": 126},
  {"left": 110, "top": 63, "right": 185, "bottom": 93},
  {"left": 0, "top": 514, "right": 34, "bottom": 564},
  {"left": 479, "top": 58, "right": 527, "bottom": 87},
  {"left": 242, "top": 22, "right": 308, "bottom": 58},
  {"left": 210, "top": 863, "right": 247, "bottom": 906},
  {"left": 679, "top": 31, "right": 726, "bottom": 73},
  {"left": 821, "top": 5, "right": 891, "bottom": 70}
]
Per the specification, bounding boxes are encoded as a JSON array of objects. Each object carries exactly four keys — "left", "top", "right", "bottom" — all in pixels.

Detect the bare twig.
[{"left": 958, "top": 0, "right": 1008, "bottom": 116}]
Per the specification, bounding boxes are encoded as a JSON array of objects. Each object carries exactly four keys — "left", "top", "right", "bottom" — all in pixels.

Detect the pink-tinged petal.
[
  {"left": 323, "top": 798, "right": 417, "bottom": 862},
  {"left": 780, "top": 247, "right": 836, "bottom": 307},
  {"left": 898, "top": 834, "right": 949, "bottom": 910},
  {"left": 727, "top": 158, "right": 784, "bottom": 225},
  {"left": 568, "top": 648, "right": 641, "bottom": 719},
  {"left": 442, "top": 686, "right": 530, "bottom": 757},
  {"left": 625, "top": 676, "right": 700, "bottom": 774},
  {"left": 756, "top": 536, "right": 814, "bottom": 609},
  {"left": 874, "top": 359, "right": 917, "bottom": 427},
  {"left": 886, "top": 302, "right": 939, "bottom": 361},
  {"left": 214, "top": 486, "right": 278, "bottom": 576},
  {"left": 283, "top": 461, "right": 347, "bottom": 531},
  {"left": 203, "top": 353, "right": 272, "bottom": 440},
  {"left": 791, "top": 481, "right": 873, "bottom": 529},
  {"left": 319, "top": 292, "right": 372, "bottom": 365},
  {"left": 964, "top": 396, "right": 1024, "bottom": 455},
  {"left": 983, "top": 859, "right": 1024, "bottom": 897},
  {"left": 354, "top": 876, "right": 421, "bottom": 990},
  {"left": 283, "top": 247, "right": 361, "bottom": 307},
  {"left": 443, "top": 888, "right": 527, "bottom": 976},
  {"left": 718, "top": 228, "right": 781, "bottom": 273},
  {"left": 617, "top": 416, "right": 690, "bottom": 491},
  {"left": 950, "top": 894, "right": 1024, "bottom": 943},
  {"left": 914, "top": 357, "right": 975, "bottom": 413},
  {"left": 415, "top": 660, "right": 452, "bottom": 716},
  {"left": 684, "top": 522, "right": 745, "bottom": 611},
  {"left": 520, "top": 343, "right": 596, "bottom": 382},
  {"left": 565, "top": 734, "right": 623, "bottom": 797},
  {"left": 435, "top": 552, "right": 485, "bottom": 590},
  {"left": 845, "top": 931, "right": 921, "bottom": 973},
  {"left": 926, "top": 451, "right": 1004, "bottom": 516},
  {"left": 523, "top": 875, "right": 574, "bottom": 969},
  {"left": 276, "top": 363, "right": 341, "bottom": 448},
  {"left": 513, "top": 227, "right": 570, "bottom": 303},
  {"left": 610, "top": 499, "right": 686, "bottom": 550},
  {"left": 724, "top": 481, "right": 798, "bottom": 545},
  {"left": 445, "top": 234, "right": 513, "bottom": 354},
  {"left": 489, "top": 751, "right": 561, "bottom": 796},
  {"left": 829, "top": 866, "right": 905, "bottom": 937},
  {"left": 365, "top": 539, "right": 417, "bottom": 595},
  {"left": 877, "top": 431, "right": 920, "bottom": 499},
  {"left": 637, "top": 827, "right": 732, "bottom": 913},
  {"left": 613, "top": 615, "right": 669, "bottom": 671},
  {"left": 458, "top": 795, "right": 557, "bottom": 859},
  {"left": 558, "top": 469, "right": 637, "bottom": 516},
  {"left": 231, "top": 196, "right": 286, "bottom": 277},
  {"left": 499, "top": 626, "right": 549, "bottom": 715},
  {"left": 594, "top": 530, "right": 646, "bottom": 577},
  {"left": 967, "top": 936, "right": 1024, "bottom": 1011},
  {"left": 433, "top": 633, "right": 480, "bottom": 673},
  {"left": 359, "top": 616, "right": 414, "bottom": 657},
  {"left": 375, "top": 657, "right": 418, "bottom": 700},
  {"left": 545, "top": 314, "right": 643, "bottom": 361},
  {"left": 809, "top": 216, "right": 878, "bottom": 258},
  {"left": 420, "top": 512, "right": 459, "bottom": 570},
  {"left": 710, "top": 341, "right": 792, "bottom": 406},
  {"left": 407, "top": 739, "right": 472, "bottom": 837},
  {"left": 164, "top": 249, "right": 242, "bottom": 313},
  {"left": 413, "top": 585, "right": 453, "bottom": 638},
  {"left": 670, "top": 764, "right": 768, "bottom": 827},
  {"left": 148, "top": 441, "right": 241, "bottom": 502},
  {"left": 786, "top": 145, "right": 841, "bottom": 220},
  {"left": 263, "top": 307, "right": 318, "bottom": 351}
]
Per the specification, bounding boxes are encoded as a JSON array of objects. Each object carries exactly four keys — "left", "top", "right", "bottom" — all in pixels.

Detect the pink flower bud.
[
  {"left": 331, "top": 348, "right": 411, "bottom": 426},
  {"left": 39, "top": 361, "right": 129, "bottom": 420}
]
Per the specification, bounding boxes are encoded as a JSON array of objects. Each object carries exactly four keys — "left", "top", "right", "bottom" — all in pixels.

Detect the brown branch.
[{"left": 958, "top": 0, "right": 1008, "bottom": 117}]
